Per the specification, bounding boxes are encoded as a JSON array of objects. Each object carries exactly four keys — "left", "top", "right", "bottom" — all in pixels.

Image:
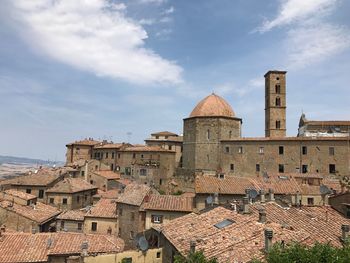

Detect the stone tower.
[
  {"left": 265, "top": 70, "right": 287, "bottom": 137},
  {"left": 182, "top": 93, "right": 242, "bottom": 172}
]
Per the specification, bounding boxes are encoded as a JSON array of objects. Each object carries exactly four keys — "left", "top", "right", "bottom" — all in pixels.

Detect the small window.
[
  {"left": 141, "top": 154, "right": 144, "bottom": 158},
  {"left": 302, "top": 165, "right": 308, "bottom": 174},
  {"left": 329, "top": 164, "right": 336, "bottom": 174},
  {"left": 84, "top": 195, "right": 87, "bottom": 201},
  {"left": 91, "top": 222, "right": 97, "bottom": 231},
  {"left": 81, "top": 171, "right": 85, "bottom": 177},
  {"left": 155, "top": 136, "right": 159, "bottom": 139},
  {"left": 259, "top": 147, "right": 264, "bottom": 154},
  {"left": 276, "top": 120, "right": 281, "bottom": 129},
  {"left": 132, "top": 153, "right": 136, "bottom": 159},
  {"left": 159, "top": 179, "right": 163, "bottom": 185},
  {"left": 111, "top": 164, "right": 114, "bottom": 171},
  {"left": 275, "top": 84, "right": 281, "bottom": 94},
  {"left": 256, "top": 164, "right": 260, "bottom": 172},
  {"left": 156, "top": 252, "right": 161, "bottom": 258},
  {"left": 169, "top": 145, "right": 172, "bottom": 150},
  {"left": 131, "top": 212, "right": 135, "bottom": 221},
  {"left": 302, "top": 146, "right": 307, "bottom": 155},
  {"left": 77, "top": 196, "right": 80, "bottom": 203},
  {"left": 106, "top": 152, "right": 109, "bottom": 158},
  {"left": 329, "top": 147, "right": 335, "bottom": 156},
  {"left": 26, "top": 189, "right": 31, "bottom": 194},
  {"left": 112, "top": 152, "right": 115, "bottom": 159},
  {"left": 214, "top": 219, "right": 234, "bottom": 229},
  {"left": 238, "top": 146, "right": 243, "bottom": 154},
  {"left": 77, "top": 222, "right": 82, "bottom": 231},
  {"left": 95, "top": 165, "right": 98, "bottom": 170},
  {"left": 225, "top": 146, "right": 230, "bottom": 153},
  {"left": 151, "top": 215, "right": 163, "bottom": 224},
  {"left": 118, "top": 153, "right": 121, "bottom": 159},
  {"left": 307, "top": 198, "right": 314, "bottom": 206},
  {"left": 90, "top": 180, "right": 94, "bottom": 185},
  {"left": 60, "top": 221, "right": 64, "bottom": 229},
  {"left": 230, "top": 164, "right": 234, "bottom": 171},
  {"left": 207, "top": 129, "right": 210, "bottom": 140},
  {"left": 38, "top": 189, "right": 44, "bottom": 199},
  {"left": 276, "top": 77, "right": 280, "bottom": 81},
  {"left": 62, "top": 198, "right": 67, "bottom": 205},
  {"left": 49, "top": 198, "right": 54, "bottom": 204},
  {"left": 140, "top": 169, "right": 147, "bottom": 176},
  {"left": 278, "top": 164, "right": 284, "bottom": 173},
  {"left": 279, "top": 146, "right": 284, "bottom": 155},
  {"left": 275, "top": 97, "right": 281, "bottom": 106},
  {"left": 119, "top": 208, "right": 123, "bottom": 216},
  {"left": 122, "top": 258, "right": 132, "bottom": 263}
]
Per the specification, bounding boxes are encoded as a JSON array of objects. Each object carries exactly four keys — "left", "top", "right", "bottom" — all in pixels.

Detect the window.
[
  {"left": 119, "top": 208, "right": 123, "bottom": 216},
  {"left": 156, "top": 252, "right": 161, "bottom": 258},
  {"left": 85, "top": 195, "right": 87, "bottom": 201},
  {"left": 140, "top": 169, "right": 147, "bottom": 176},
  {"left": 132, "top": 153, "right": 136, "bottom": 159},
  {"left": 155, "top": 136, "right": 159, "bottom": 139},
  {"left": 131, "top": 212, "right": 135, "bottom": 221},
  {"left": 77, "top": 223, "right": 82, "bottom": 231},
  {"left": 307, "top": 198, "right": 314, "bottom": 206},
  {"left": 238, "top": 146, "right": 243, "bottom": 154},
  {"left": 90, "top": 180, "right": 94, "bottom": 185},
  {"left": 60, "top": 221, "right": 64, "bottom": 229},
  {"left": 111, "top": 164, "right": 114, "bottom": 171},
  {"left": 279, "top": 146, "right": 284, "bottom": 155},
  {"left": 329, "top": 164, "right": 336, "bottom": 174},
  {"left": 169, "top": 145, "right": 172, "bottom": 150},
  {"left": 275, "top": 97, "right": 281, "bottom": 106},
  {"left": 214, "top": 219, "right": 234, "bottom": 229},
  {"left": 49, "top": 198, "right": 54, "bottom": 204},
  {"left": 275, "top": 84, "right": 281, "bottom": 94},
  {"left": 26, "top": 189, "right": 31, "bottom": 194},
  {"left": 159, "top": 179, "right": 163, "bottom": 185},
  {"left": 38, "top": 189, "right": 44, "bottom": 199},
  {"left": 278, "top": 164, "right": 284, "bottom": 173},
  {"left": 91, "top": 222, "right": 97, "bottom": 231},
  {"left": 95, "top": 165, "right": 98, "bottom": 170},
  {"left": 329, "top": 147, "right": 335, "bottom": 156},
  {"left": 230, "top": 164, "right": 234, "bottom": 171},
  {"left": 122, "top": 258, "right": 132, "bottom": 263},
  {"left": 141, "top": 154, "right": 144, "bottom": 158},
  {"left": 151, "top": 215, "right": 163, "bottom": 223},
  {"left": 112, "top": 152, "right": 115, "bottom": 159},
  {"left": 118, "top": 153, "right": 121, "bottom": 159},
  {"left": 62, "top": 198, "right": 67, "bottom": 205},
  {"left": 276, "top": 120, "right": 281, "bottom": 129},
  {"left": 259, "top": 147, "right": 264, "bottom": 154},
  {"left": 106, "top": 152, "right": 109, "bottom": 158},
  {"left": 256, "top": 164, "right": 260, "bottom": 172},
  {"left": 225, "top": 146, "right": 230, "bottom": 153},
  {"left": 276, "top": 77, "right": 280, "bottom": 81},
  {"left": 302, "top": 165, "right": 308, "bottom": 174},
  {"left": 302, "top": 146, "right": 307, "bottom": 155},
  {"left": 81, "top": 171, "right": 85, "bottom": 177},
  {"left": 77, "top": 196, "right": 80, "bottom": 203},
  {"left": 207, "top": 129, "right": 210, "bottom": 140}
]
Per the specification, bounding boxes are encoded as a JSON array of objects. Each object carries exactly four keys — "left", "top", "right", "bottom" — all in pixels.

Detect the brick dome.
[{"left": 189, "top": 93, "right": 235, "bottom": 118}]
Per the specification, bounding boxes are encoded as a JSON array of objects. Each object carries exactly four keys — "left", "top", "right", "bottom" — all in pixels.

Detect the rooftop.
[
  {"left": 56, "top": 209, "right": 85, "bottom": 221},
  {"left": 3, "top": 189, "right": 37, "bottom": 201},
  {"left": 93, "top": 170, "right": 121, "bottom": 180},
  {"left": 121, "top": 145, "right": 175, "bottom": 153},
  {"left": 151, "top": 131, "right": 179, "bottom": 136},
  {"left": 46, "top": 178, "right": 97, "bottom": 194},
  {"left": 189, "top": 93, "right": 235, "bottom": 118},
  {"left": 93, "top": 143, "right": 129, "bottom": 149},
  {"left": 117, "top": 183, "right": 153, "bottom": 206},
  {"left": 0, "top": 200, "right": 60, "bottom": 224},
  {"left": 142, "top": 195, "right": 193, "bottom": 212},
  {"left": 93, "top": 189, "right": 120, "bottom": 199},
  {"left": 86, "top": 198, "right": 118, "bottom": 219},
  {"left": 0, "top": 232, "right": 124, "bottom": 262},
  {"left": 155, "top": 202, "right": 350, "bottom": 262}
]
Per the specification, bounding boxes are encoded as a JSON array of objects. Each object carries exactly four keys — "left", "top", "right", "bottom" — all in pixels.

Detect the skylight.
[{"left": 214, "top": 219, "right": 234, "bottom": 229}]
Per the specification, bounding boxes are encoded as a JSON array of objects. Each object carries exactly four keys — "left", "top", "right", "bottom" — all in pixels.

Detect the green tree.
[{"left": 174, "top": 251, "right": 218, "bottom": 263}]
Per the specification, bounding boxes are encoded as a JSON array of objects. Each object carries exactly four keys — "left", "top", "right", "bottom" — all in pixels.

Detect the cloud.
[
  {"left": 214, "top": 77, "right": 264, "bottom": 97},
  {"left": 8, "top": 0, "right": 182, "bottom": 85},
  {"left": 287, "top": 24, "right": 350, "bottom": 69},
  {"left": 139, "top": 18, "right": 156, "bottom": 26},
  {"left": 139, "top": 0, "right": 166, "bottom": 5},
  {"left": 163, "top": 6, "right": 175, "bottom": 15},
  {"left": 258, "top": 0, "right": 338, "bottom": 33}
]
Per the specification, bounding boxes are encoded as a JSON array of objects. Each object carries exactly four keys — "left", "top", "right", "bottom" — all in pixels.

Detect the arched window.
[
  {"left": 275, "top": 84, "right": 281, "bottom": 94},
  {"left": 275, "top": 97, "right": 281, "bottom": 107}
]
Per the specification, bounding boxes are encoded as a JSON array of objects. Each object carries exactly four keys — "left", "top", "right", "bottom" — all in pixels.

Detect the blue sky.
[{"left": 0, "top": 0, "right": 350, "bottom": 161}]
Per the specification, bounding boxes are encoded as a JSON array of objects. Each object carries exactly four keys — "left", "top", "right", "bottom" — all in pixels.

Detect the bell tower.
[{"left": 265, "top": 70, "right": 287, "bottom": 137}]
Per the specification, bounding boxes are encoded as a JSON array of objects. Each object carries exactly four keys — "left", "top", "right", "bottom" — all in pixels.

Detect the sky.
[{"left": 0, "top": 0, "right": 350, "bottom": 161}]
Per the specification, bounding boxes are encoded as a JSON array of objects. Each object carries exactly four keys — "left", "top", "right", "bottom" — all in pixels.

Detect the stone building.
[
  {"left": 45, "top": 178, "right": 97, "bottom": 210},
  {"left": 0, "top": 190, "right": 60, "bottom": 232},
  {"left": 66, "top": 138, "right": 100, "bottom": 165},
  {"left": 329, "top": 192, "right": 350, "bottom": 218},
  {"left": 89, "top": 170, "right": 121, "bottom": 191},
  {"left": 56, "top": 209, "right": 85, "bottom": 233}
]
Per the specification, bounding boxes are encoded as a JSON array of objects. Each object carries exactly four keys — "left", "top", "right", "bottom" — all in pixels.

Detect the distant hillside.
[{"left": 0, "top": 155, "right": 63, "bottom": 166}]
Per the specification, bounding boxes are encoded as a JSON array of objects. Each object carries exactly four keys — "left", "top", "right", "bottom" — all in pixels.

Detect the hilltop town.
[{"left": 0, "top": 70, "right": 349, "bottom": 262}]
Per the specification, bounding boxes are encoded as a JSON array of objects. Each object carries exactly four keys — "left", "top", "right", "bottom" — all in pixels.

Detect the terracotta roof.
[
  {"left": 145, "top": 136, "right": 183, "bottom": 143},
  {"left": 0, "top": 200, "right": 60, "bottom": 224},
  {"left": 46, "top": 178, "right": 97, "bottom": 194},
  {"left": 121, "top": 145, "right": 175, "bottom": 152},
  {"left": 323, "top": 178, "right": 342, "bottom": 193},
  {"left": 189, "top": 93, "right": 235, "bottom": 118},
  {"left": 0, "top": 168, "right": 64, "bottom": 187},
  {"left": 304, "top": 120, "right": 350, "bottom": 126},
  {"left": 93, "top": 143, "right": 127, "bottom": 149},
  {"left": 117, "top": 183, "right": 152, "bottom": 206},
  {"left": 221, "top": 136, "right": 350, "bottom": 142},
  {"left": 0, "top": 232, "right": 124, "bottom": 262},
  {"left": 151, "top": 131, "right": 179, "bottom": 136},
  {"left": 93, "top": 189, "right": 120, "bottom": 199},
  {"left": 156, "top": 203, "right": 350, "bottom": 262},
  {"left": 93, "top": 170, "right": 120, "bottom": 180},
  {"left": 142, "top": 195, "right": 193, "bottom": 212},
  {"left": 3, "top": 189, "right": 36, "bottom": 200},
  {"left": 56, "top": 209, "right": 85, "bottom": 221},
  {"left": 86, "top": 198, "right": 118, "bottom": 219},
  {"left": 66, "top": 139, "right": 100, "bottom": 146},
  {"left": 254, "top": 175, "right": 301, "bottom": 195}
]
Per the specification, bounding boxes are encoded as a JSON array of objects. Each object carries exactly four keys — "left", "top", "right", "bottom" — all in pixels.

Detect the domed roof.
[{"left": 189, "top": 93, "right": 235, "bottom": 118}]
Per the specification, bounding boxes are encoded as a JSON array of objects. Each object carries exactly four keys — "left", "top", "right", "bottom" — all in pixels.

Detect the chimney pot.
[
  {"left": 268, "top": 188, "right": 275, "bottom": 201},
  {"left": 264, "top": 228, "right": 273, "bottom": 252},
  {"left": 259, "top": 208, "right": 267, "bottom": 223},
  {"left": 190, "top": 240, "right": 196, "bottom": 253},
  {"left": 243, "top": 197, "right": 250, "bottom": 214},
  {"left": 259, "top": 189, "right": 265, "bottom": 203},
  {"left": 341, "top": 224, "right": 350, "bottom": 241}
]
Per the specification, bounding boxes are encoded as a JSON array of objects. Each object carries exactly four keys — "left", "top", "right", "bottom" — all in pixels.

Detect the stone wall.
[{"left": 84, "top": 217, "right": 118, "bottom": 235}]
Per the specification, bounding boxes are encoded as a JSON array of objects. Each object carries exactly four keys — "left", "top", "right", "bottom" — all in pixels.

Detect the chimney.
[
  {"left": 259, "top": 189, "right": 265, "bottom": 203},
  {"left": 259, "top": 208, "right": 267, "bottom": 223},
  {"left": 31, "top": 228, "right": 37, "bottom": 234},
  {"left": 190, "top": 240, "right": 196, "bottom": 254},
  {"left": 245, "top": 188, "right": 250, "bottom": 198},
  {"left": 213, "top": 193, "right": 219, "bottom": 205},
  {"left": 295, "top": 191, "right": 301, "bottom": 206},
  {"left": 341, "top": 224, "right": 350, "bottom": 242},
  {"left": 264, "top": 228, "right": 273, "bottom": 252},
  {"left": 242, "top": 197, "right": 250, "bottom": 214},
  {"left": 268, "top": 189, "right": 275, "bottom": 201}
]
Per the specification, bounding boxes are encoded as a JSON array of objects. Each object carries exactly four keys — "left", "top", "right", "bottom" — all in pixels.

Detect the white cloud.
[
  {"left": 139, "top": 18, "right": 156, "bottom": 26},
  {"left": 258, "top": 0, "right": 337, "bottom": 33},
  {"left": 8, "top": 0, "right": 182, "bottom": 85},
  {"left": 214, "top": 77, "right": 264, "bottom": 98},
  {"left": 139, "top": 0, "right": 166, "bottom": 5},
  {"left": 287, "top": 24, "right": 350, "bottom": 69},
  {"left": 163, "top": 6, "right": 175, "bottom": 15}
]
